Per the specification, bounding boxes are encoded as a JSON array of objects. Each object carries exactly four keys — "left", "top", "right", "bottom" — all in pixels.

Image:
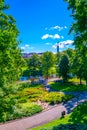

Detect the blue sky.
[{"left": 6, "top": 0, "right": 74, "bottom": 53}]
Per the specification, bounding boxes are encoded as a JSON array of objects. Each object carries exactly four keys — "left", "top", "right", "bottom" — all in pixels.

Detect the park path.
[{"left": 0, "top": 91, "right": 87, "bottom": 130}]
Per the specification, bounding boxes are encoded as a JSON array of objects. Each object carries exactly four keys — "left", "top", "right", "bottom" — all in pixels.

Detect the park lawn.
[
  {"left": 31, "top": 101, "right": 87, "bottom": 130},
  {"left": 0, "top": 82, "right": 73, "bottom": 122},
  {"left": 49, "top": 81, "right": 87, "bottom": 92},
  {"left": 69, "top": 77, "right": 85, "bottom": 83}
]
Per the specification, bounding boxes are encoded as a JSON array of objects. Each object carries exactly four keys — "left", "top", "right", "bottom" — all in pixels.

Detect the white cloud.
[
  {"left": 29, "top": 46, "right": 34, "bottom": 49},
  {"left": 54, "top": 34, "right": 60, "bottom": 39},
  {"left": 52, "top": 40, "right": 74, "bottom": 49},
  {"left": 62, "top": 40, "right": 74, "bottom": 45},
  {"left": 59, "top": 44, "right": 65, "bottom": 48},
  {"left": 50, "top": 26, "right": 61, "bottom": 30},
  {"left": 64, "top": 26, "right": 67, "bottom": 29},
  {"left": 61, "top": 36, "right": 64, "bottom": 39},
  {"left": 21, "top": 46, "right": 25, "bottom": 50},
  {"left": 20, "top": 44, "right": 34, "bottom": 51},
  {"left": 41, "top": 34, "right": 60, "bottom": 40},
  {"left": 45, "top": 25, "right": 68, "bottom": 31},
  {"left": 41, "top": 34, "right": 50, "bottom": 39},
  {"left": 52, "top": 45, "right": 57, "bottom": 49},
  {"left": 59, "top": 40, "right": 74, "bottom": 48},
  {"left": 25, "top": 44, "right": 30, "bottom": 47},
  {"left": 45, "top": 42, "right": 52, "bottom": 45},
  {"left": 59, "top": 27, "right": 63, "bottom": 31}
]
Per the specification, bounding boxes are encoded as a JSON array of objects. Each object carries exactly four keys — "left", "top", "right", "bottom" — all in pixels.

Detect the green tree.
[
  {"left": 63, "top": 48, "right": 75, "bottom": 76},
  {"left": 27, "top": 54, "right": 42, "bottom": 77},
  {"left": 56, "top": 52, "right": 63, "bottom": 77},
  {"left": 63, "top": 48, "right": 75, "bottom": 63},
  {"left": 0, "top": 0, "right": 23, "bottom": 87},
  {"left": 66, "top": 0, "right": 87, "bottom": 56},
  {"left": 0, "top": 0, "right": 24, "bottom": 121},
  {"left": 59, "top": 54, "right": 69, "bottom": 82},
  {"left": 64, "top": 0, "right": 87, "bottom": 40},
  {"left": 56, "top": 49, "right": 74, "bottom": 78},
  {"left": 72, "top": 52, "right": 84, "bottom": 84},
  {"left": 65, "top": 0, "right": 87, "bottom": 84},
  {"left": 41, "top": 51, "right": 55, "bottom": 79},
  {"left": 72, "top": 49, "right": 87, "bottom": 84}
]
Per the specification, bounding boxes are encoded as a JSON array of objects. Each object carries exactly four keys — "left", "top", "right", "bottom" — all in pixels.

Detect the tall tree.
[
  {"left": 41, "top": 51, "right": 55, "bottom": 79},
  {"left": 26, "top": 54, "right": 42, "bottom": 77},
  {"left": 64, "top": 0, "right": 87, "bottom": 84},
  {"left": 56, "top": 52, "right": 63, "bottom": 77},
  {"left": 72, "top": 49, "right": 87, "bottom": 84},
  {"left": 59, "top": 54, "right": 69, "bottom": 82},
  {"left": 64, "top": 0, "right": 87, "bottom": 51},
  {"left": 0, "top": 0, "right": 24, "bottom": 121},
  {"left": 63, "top": 48, "right": 75, "bottom": 75},
  {"left": 72, "top": 51, "right": 83, "bottom": 84},
  {"left": 0, "top": 0, "right": 23, "bottom": 87},
  {"left": 65, "top": 0, "right": 87, "bottom": 37}
]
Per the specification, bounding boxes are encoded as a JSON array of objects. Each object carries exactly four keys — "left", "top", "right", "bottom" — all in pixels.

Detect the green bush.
[
  {"left": 18, "top": 82, "right": 30, "bottom": 90},
  {"left": 0, "top": 102, "right": 42, "bottom": 122},
  {"left": 14, "top": 103, "right": 43, "bottom": 117},
  {"left": 63, "top": 94, "right": 73, "bottom": 102},
  {"left": 18, "top": 97, "right": 27, "bottom": 103},
  {"left": 0, "top": 97, "right": 17, "bottom": 122},
  {"left": 69, "top": 101, "right": 87, "bottom": 124},
  {"left": 41, "top": 92, "right": 73, "bottom": 105},
  {"left": 52, "top": 124, "right": 87, "bottom": 130},
  {"left": 40, "top": 124, "right": 87, "bottom": 130},
  {"left": 0, "top": 82, "right": 74, "bottom": 123}
]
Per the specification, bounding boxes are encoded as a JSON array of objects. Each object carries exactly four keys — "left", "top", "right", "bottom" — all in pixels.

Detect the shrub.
[
  {"left": 69, "top": 101, "right": 87, "bottom": 124},
  {"left": 18, "top": 97, "right": 27, "bottom": 103},
  {"left": 0, "top": 97, "right": 18, "bottom": 122},
  {"left": 15, "top": 103, "right": 43, "bottom": 117},
  {"left": 18, "top": 82, "right": 30, "bottom": 90},
  {"left": 41, "top": 92, "right": 73, "bottom": 105},
  {"left": 52, "top": 124, "right": 87, "bottom": 130},
  {"left": 0, "top": 102, "right": 42, "bottom": 122},
  {"left": 40, "top": 124, "right": 87, "bottom": 130}
]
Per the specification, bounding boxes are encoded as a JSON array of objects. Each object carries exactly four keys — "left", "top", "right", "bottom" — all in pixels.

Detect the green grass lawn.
[
  {"left": 50, "top": 81, "right": 87, "bottom": 92},
  {"left": 69, "top": 77, "right": 85, "bottom": 83},
  {"left": 31, "top": 101, "right": 87, "bottom": 130}
]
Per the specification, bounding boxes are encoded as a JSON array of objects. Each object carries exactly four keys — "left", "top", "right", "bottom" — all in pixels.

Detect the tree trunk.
[
  {"left": 80, "top": 77, "right": 82, "bottom": 85},
  {"left": 86, "top": 80, "right": 87, "bottom": 85}
]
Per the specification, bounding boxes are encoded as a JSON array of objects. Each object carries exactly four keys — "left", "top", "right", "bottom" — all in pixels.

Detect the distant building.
[{"left": 22, "top": 52, "right": 43, "bottom": 58}]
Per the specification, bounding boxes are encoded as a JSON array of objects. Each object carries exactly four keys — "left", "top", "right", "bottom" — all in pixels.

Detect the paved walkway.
[{"left": 0, "top": 92, "right": 87, "bottom": 130}]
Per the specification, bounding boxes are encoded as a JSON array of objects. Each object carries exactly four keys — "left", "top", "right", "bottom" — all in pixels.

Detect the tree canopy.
[
  {"left": 65, "top": 0, "right": 87, "bottom": 84},
  {"left": 59, "top": 54, "right": 69, "bottom": 82},
  {"left": 26, "top": 54, "right": 42, "bottom": 77},
  {"left": 0, "top": 0, "right": 23, "bottom": 87},
  {"left": 65, "top": 0, "right": 87, "bottom": 48},
  {"left": 41, "top": 51, "right": 55, "bottom": 79}
]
